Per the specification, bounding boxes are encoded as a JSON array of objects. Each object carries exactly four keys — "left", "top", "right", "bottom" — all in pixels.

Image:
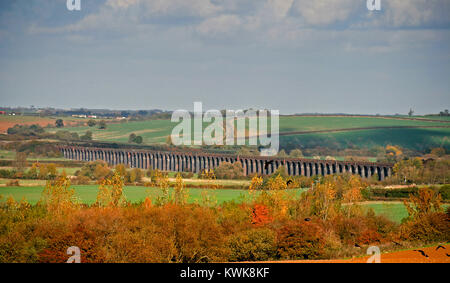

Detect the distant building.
[{"left": 72, "top": 114, "right": 87, "bottom": 118}]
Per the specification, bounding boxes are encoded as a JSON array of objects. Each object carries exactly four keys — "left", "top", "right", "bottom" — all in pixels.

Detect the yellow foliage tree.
[
  {"left": 154, "top": 169, "right": 170, "bottom": 206},
  {"left": 40, "top": 176, "right": 78, "bottom": 215},
  {"left": 96, "top": 173, "right": 126, "bottom": 207},
  {"left": 173, "top": 173, "right": 189, "bottom": 206},
  {"left": 200, "top": 169, "right": 218, "bottom": 207},
  {"left": 404, "top": 187, "right": 442, "bottom": 220}
]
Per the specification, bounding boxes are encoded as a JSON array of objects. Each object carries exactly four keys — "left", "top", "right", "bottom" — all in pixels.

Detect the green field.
[
  {"left": 2, "top": 114, "right": 448, "bottom": 152},
  {"left": 361, "top": 202, "right": 450, "bottom": 223},
  {"left": 0, "top": 185, "right": 303, "bottom": 206},
  {"left": 278, "top": 116, "right": 450, "bottom": 132},
  {"left": 0, "top": 149, "right": 69, "bottom": 162},
  {"left": 57, "top": 116, "right": 450, "bottom": 151},
  {"left": 55, "top": 119, "right": 175, "bottom": 144},
  {"left": 281, "top": 127, "right": 450, "bottom": 152},
  {"left": 2, "top": 185, "right": 449, "bottom": 223}
]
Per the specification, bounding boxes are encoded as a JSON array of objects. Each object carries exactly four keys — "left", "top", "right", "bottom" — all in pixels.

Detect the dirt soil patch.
[{"left": 256, "top": 244, "right": 450, "bottom": 263}]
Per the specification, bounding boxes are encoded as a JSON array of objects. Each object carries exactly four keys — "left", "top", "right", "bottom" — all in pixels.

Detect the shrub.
[
  {"left": 214, "top": 162, "right": 245, "bottom": 180},
  {"left": 439, "top": 184, "right": 450, "bottom": 200},
  {"left": 276, "top": 221, "right": 326, "bottom": 260},
  {"left": 228, "top": 228, "right": 277, "bottom": 262},
  {"left": 401, "top": 212, "right": 450, "bottom": 243},
  {"left": 0, "top": 169, "right": 13, "bottom": 179},
  {"left": 400, "top": 187, "right": 449, "bottom": 243},
  {"left": 7, "top": 124, "right": 45, "bottom": 136},
  {"left": 332, "top": 216, "right": 366, "bottom": 245},
  {"left": 6, "top": 180, "right": 20, "bottom": 186},
  {"left": 181, "top": 172, "right": 194, "bottom": 179},
  {"left": 251, "top": 204, "right": 272, "bottom": 226},
  {"left": 71, "top": 175, "right": 90, "bottom": 185},
  {"left": 77, "top": 161, "right": 112, "bottom": 181}
]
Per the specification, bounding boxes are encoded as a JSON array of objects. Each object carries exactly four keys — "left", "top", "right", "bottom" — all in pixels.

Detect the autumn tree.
[
  {"left": 404, "top": 187, "right": 442, "bottom": 220},
  {"left": 401, "top": 187, "right": 448, "bottom": 243},
  {"left": 393, "top": 158, "right": 423, "bottom": 184},
  {"left": 300, "top": 179, "right": 339, "bottom": 221},
  {"left": 277, "top": 150, "right": 288, "bottom": 157},
  {"left": 251, "top": 204, "right": 272, "bottom": 226},
  {"left": 385, "top": 145, "right": 403, "bottom": 162},
  {"left": 289, "top": 149, "right": 303, "bottom": 158},
  {"left": 214, "top": 162, "right": 245, "bottom": 179},
  {"left": 200, "top": 169, "right": 218, "bottom": 207},
  {"left": 154, "top": 169, "right": 170, "bottom": 206},
  {"left": 115, "top": 164, "right": 127, "bottom": 177},
  {"left": 173, "top": 173, "right": 188, "bottom": 206},
  {"left": 40, "top": 176, "right": 78, "bottom": 215},
  {"left": 95, "top": 173, "right": 126, "bottom": 207}
]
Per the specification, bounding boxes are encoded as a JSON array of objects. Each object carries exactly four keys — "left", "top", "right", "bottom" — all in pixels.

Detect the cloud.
[
  {"left": 105, "top": 0, "right": 221, "bottom": 18},
  {"left": 21, "top": 0, "right": 450, "bottom": 52},
  {"left": 264, "top": 0, "right": 294, "bottom": 20},
  {"left": 360, "top": 0, "right": 450, "bottom": 28},
  {"left": 292, "top": 0, "right": 357, "bottom": 26},
  {"left": 384, "top": 0, "right": 450, "bottom": 27},
  {"left": 196, "top": 14, "right": 241, "bottom": 36}
]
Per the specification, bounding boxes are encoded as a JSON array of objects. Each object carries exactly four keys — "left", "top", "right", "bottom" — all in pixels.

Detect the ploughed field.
[
  {"left": 260, "top": 244, "right": 450, "bottom": 263},
  {"left": 0, "top": 115, "right": 84, "bottom": 133}
]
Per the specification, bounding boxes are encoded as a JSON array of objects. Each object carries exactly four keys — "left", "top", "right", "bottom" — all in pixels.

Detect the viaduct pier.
[{"left": 58, "top": 146, "right": 393, "bottom": 180}]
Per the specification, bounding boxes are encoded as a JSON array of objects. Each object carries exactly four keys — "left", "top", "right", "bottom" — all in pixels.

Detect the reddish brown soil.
[
  {"left": 258, "top": 244, "right": 450, "bottom": 263},
  {"left": 0, "top": 118, "right": 80, "bottom": 133}
]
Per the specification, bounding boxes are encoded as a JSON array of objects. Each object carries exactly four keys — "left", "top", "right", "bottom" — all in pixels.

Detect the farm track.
[{"left": 278, "top": 125, "right": 450, "bottom": 137}]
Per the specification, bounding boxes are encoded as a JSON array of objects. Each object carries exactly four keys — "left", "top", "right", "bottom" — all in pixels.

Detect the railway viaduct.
[{"left": 58, "top": 146, "right": 393, "bottom": 180}]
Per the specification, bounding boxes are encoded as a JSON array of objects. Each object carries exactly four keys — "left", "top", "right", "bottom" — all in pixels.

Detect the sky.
[{"left": 0, "top": 0, "right": 449, "bottom": 115}]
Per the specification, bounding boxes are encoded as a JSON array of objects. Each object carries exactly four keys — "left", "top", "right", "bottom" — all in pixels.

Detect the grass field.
[
  {"left": 0, "top": 149, "right": 69, "bottom": 162},
  {"left": 281, "top": 127, "right": 450, "bottom": 152},
  {"left": 52, "top": 119, "right": 175, "bottom": 144},
  {"left": 361, "top": 201, "right": 449, "bottom": 223},
  {"left": 277, "top": 116, "right": 450, "bottom": 132},
  {"left": 58, "top": 116, "right": 450, "bottom": 151},
  {"left": 2, "top": 185, "right": 448, "bottom": 223},
  {"left": 2, "top": 115, "right": 449, "bottom": 151},
  {"left": 0, "top": 185, "right": 303, "bottom": 206}
]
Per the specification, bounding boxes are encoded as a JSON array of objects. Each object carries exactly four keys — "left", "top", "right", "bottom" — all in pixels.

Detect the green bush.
[
  {"left": 439, "top": 185, "right": 450, "bottom": 200},
  {"left": 365, "top": 186, "right": 450, "bottom": 201}
]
